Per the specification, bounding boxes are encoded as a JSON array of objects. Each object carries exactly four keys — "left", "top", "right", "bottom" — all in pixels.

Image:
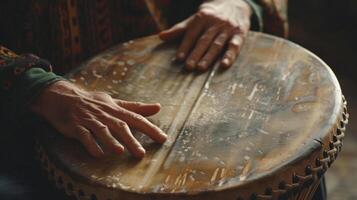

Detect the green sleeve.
[
  {"left": 5, "top": 68, "right": 64, "bottom": 123},
  {"left": 0, "top": 45, "right": 64, "bottom": 131},
  {"left": 243, "top": 0, "right": 263, "bottom": 31}
]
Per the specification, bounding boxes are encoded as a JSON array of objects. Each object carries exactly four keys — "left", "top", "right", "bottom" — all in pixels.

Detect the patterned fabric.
[
  {"left": 0, "top": 0, "right": 288, "bottom": 133},
  {"left": 0, "top": 45, "right": 63, "bottom": 130},
  {"left": 0, "top": 46, "right": 53, "bottom": 91},
  {"left": 1, "top": 0, "right": 287, "bottom": 74},
  {"left": 25, "top": 0, "right": 161, "bottom": 74}
]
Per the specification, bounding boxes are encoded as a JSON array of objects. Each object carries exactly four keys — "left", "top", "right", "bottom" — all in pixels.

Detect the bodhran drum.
[{"left": 36, "top": 32, "right": 349, "bottom": 200}]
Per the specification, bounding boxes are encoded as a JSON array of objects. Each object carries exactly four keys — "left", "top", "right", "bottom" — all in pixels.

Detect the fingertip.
[
  {"left": 185, "top": 59, "right": 196, "bottom": 71},
  {"left": 153, "top": 103, "right": 161, "bottom": 111},
  {"left": 197, "top": 61, "right": 208, "bottom": 71},
  {"left": 113, "top": 144, "right": 125, "bottom": 155},
  {"left": 158, "top": 31, "right": 169, "bottom": 41},
  {"left": 140, "top": 103, "right": 161, "bottom": 116},
  {"left": 134, "top": 147, "right": 146, "bottom": 158},
  {"left": 220, "top": 58, "right": 231, "bottom": 69},
  {"left": 177, "top": 52, "right": 186, "bottom": 61},
  {"left": 158, "top": 131, "right": 168, "bottom": 144}
]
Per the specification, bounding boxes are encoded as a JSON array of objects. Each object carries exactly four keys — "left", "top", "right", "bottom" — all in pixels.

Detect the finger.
[
  {"left": 176, "top": 14, "right": 206, "bottom": 65},
  {"left": 185, "top": 25, "right": 222, "bottom": 70},
  {"left": 83, "top": 117, "right": 125, "bottom": 155},
  {"left": 197, "top": 31, "right": 232, "bottom": 71},
  {"left": 107, "top": 118, "right": 146, "bottom": 158},
  {"left": 220, "top": 34, "right": 244, "bottom": 69},
  {"left": 113, "top": 109, "right": 167, "bottom": 144},
  {"left": 74, "top": 125, "right": 104, "bottom": 157},
  {"left": 159, "top": 17, "right": 192, "bottom": 41},
  {"left": 116, "top": 100, "right": 161, "bottom": 117}
]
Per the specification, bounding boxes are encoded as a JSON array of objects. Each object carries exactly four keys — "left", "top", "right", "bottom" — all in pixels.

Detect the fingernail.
[
  {"left": 177, "top": 52, "right": 185, "bottom": 60},
  {"left": 138, "top": 147, "right": 146, "bottom": 154},
  {"left": 134, "top": 147, "right": 146, "bottom": 158},
  {"left": 160, "top": 132, "right": 168, "bottom": 143},
  {"left": 222, "top": 58, "right": 230, "bottom": 67},
  {"left": 186, "top": 59, "right": 196, "bottom": 69},
  {"left": 114, "top": 146, "right": 124, "bottom": 154},
  {"left": 198, "top": 61, "right": 207, "bottom": 70}
]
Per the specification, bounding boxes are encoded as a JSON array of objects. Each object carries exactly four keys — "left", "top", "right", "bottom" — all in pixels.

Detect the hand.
[
  {"left": 30, "top": 81, "right": 167, "bottom": 158},
  {"left": 159, "top": 0, "right": 251, "bottom": 71}
]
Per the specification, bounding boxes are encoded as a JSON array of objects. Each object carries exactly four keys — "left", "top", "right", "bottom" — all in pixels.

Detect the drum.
[{"left": 36, "top": 32, "right": 349, "bottom": 200}]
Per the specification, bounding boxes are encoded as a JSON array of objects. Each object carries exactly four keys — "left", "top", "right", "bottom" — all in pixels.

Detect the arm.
[
  {"left": 0, "top": 45, "right": 167, "bottom": 158},
  {"left": 0, "top": 45, "right": 63, "bottom": 128}
]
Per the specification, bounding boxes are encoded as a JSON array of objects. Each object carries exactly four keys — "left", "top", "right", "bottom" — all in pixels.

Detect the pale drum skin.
[{"left": 36, "top": 32, "right": 348, "bottom": 200}]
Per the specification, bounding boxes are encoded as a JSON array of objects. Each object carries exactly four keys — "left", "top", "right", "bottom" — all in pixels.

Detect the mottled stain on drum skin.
[{"left": 40, "top": 33, "right": 343, "bottom": 198}]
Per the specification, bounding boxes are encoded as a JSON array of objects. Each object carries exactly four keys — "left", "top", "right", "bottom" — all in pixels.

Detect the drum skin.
[{"left": 36, "top": 32, "right": 349, "bottom": 200}]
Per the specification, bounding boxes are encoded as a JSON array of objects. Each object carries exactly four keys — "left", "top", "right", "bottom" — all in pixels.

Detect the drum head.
[{"left": 38, "top": 32, "right": 343, "bottom": 197}]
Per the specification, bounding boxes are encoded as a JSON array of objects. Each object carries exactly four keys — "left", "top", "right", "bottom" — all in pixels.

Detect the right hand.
[{"left": 30, "top": 81, "right": 167, "bottom": 158}]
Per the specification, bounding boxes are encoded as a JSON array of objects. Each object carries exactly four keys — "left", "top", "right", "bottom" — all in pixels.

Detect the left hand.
[{"left": 159, "top": 0, "right": 252, "bottom": 71}]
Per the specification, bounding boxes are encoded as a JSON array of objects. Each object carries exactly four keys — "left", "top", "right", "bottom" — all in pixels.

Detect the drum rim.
[{"left": 36, "top": 101, "right": 348, "bottom": 199}]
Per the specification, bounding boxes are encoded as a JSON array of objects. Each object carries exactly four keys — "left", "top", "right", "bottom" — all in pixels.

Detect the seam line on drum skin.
[{"left": 138, "top": 62, "right": 221, "bottom": 190}]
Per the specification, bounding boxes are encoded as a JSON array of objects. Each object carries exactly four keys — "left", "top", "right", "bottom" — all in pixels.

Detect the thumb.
[{"left": 159, "top": 17, "right": 192, "bottom": 41}]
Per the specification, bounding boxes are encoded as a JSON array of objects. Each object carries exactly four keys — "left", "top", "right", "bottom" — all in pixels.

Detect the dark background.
[{"left": 288, "top": 0, "right": 357, "bottom": 199}]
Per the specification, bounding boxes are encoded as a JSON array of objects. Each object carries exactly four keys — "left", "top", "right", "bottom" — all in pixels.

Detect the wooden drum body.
[{"left": 36, "top": 32, "right": 349, "bottom": 200}]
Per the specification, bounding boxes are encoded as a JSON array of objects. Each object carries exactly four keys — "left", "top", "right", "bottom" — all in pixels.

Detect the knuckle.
[
  {"left": 93, "top": 91, "right": 111, "bottom": 100},
  {"left": 230, "top": 41, "right": 241, "bottom": 49},
  {"left": 207, "top": 26, "right": 218, "bottom": 33},
  {"left": 94, "top": 91, "right": 108, "bottom": 97},
  {"left": 225, "top": 50, "right": 236, "bottom": 59},
  {"left": 198, "top": 35, "right": 208, "bottom": 43},
  {"left": 116, "top": 121, "right": 128, "bottom": 129},
  {"left": 213, "top": 40, "right": 224, "bottom": 48},
  {"left": 196, "top": 10, "right": 210, "bottom": 18},
  {"left": 130, "top": 101, "right": 142, "bottom": 107},
  {"left": 232, "top": 26, "right": 242, "bottom": 34},
  {"left": 134, "top": 114, "right": 146, "bottom": 122},
  {"left": 225, "top": 21, "right": 236, "bottom": 28},
  {"left": 95, "top": 123, "right": 108, "bottom": 131}
]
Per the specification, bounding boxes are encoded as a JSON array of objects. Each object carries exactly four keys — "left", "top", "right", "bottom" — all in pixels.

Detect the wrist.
[
  {"left": 30, "top": 80, "right": 71, "bottom": 114},
  {"left": 236, "top": 0, "right": 252, "bottom": 17},
  {"left": 200, "top": 0, "right": 252, "bottom": 19}
]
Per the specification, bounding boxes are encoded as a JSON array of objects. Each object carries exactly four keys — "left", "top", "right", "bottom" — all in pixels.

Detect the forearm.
[{"left": 0, "top": 45, "right": 64, "bottom": 130}]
